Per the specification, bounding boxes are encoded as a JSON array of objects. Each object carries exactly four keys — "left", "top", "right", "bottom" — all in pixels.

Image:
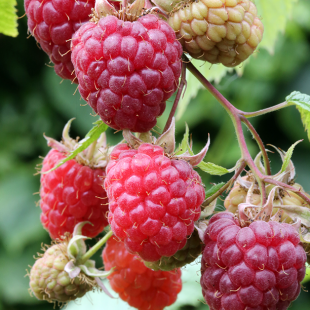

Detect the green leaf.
[
  {"left": 175, "top": 124, "right": 189, "bottom": 155},
  {"left": 0, "top": 0, "right": 18, "bottom": 37},
  {"left": 198, "top": 162, "right": 230, "bottom": 175},
  {"left": 44, "top": 120, "right": 108, "bottom": 173},
  {"left": 286, "top": 91, "right": 310, "bottom": 111},
  {"left": 286, "top": 91, "right": 310, "bottom": 140},
  {"left": 280, "top": 140, "right": 302, "bottom": 173},
  {"left": 256, "top": 0, "right": 298, "bottom": 54},
  {"left": 205, "top": 183, "right": 226, "bottom": 199}
]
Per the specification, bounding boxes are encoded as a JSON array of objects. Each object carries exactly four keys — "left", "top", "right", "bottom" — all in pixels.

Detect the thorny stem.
[
  {"left": 186, "top": 58, "right": 310, "bottom": 207},
  {"left": 240, "top": 116, "right": 271, "bottom": 175},
  {"left": 163, "top": 62, "right": 187, "bottom": 133},
  {"left": 186, "top": 59, "right": 267, "bottom": 205},
  {"left": 203, "top": 161, "right": 246, "bottom": 207},
  {"left": 80, "top": 230, "right": 113, "bottom": 264}
]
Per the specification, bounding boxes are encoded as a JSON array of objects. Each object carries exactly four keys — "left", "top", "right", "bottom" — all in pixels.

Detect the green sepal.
[{"left": 42, "top": 120, "right": 108, "bottom": 174}]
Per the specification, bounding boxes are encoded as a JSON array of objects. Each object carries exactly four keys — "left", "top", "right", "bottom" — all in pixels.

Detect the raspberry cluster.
[
  {"left": 104, "top": 143, "right": 205, "bottom": 262},
  {"left": 102, "top": 237, "right": 182, "bottom": 310},
  {"left": 40, "top": 149, "right": 109, "bottom": 239},
  {"left": 71, "top": 14, "right": 182, "bottom": 132},
  {"left": 201, "top": 212, "right": 307, "bottom": 310},
  {"left": 24, "top": 0, "right": 95, "bottom": 81}
]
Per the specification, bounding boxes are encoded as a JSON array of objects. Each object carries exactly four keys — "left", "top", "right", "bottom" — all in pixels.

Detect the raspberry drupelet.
[
  {"left": 24, "top": 0, "right": 96, "bottom": 81},
  {"left": 102, "top": 236, "right": 182, "bottom": 310},
  {"left": 71, "top": 5, "right": 183, "bottom": 132},
  {"left": 104, "top": 143, "right": 205, "bottom": 262},
  {"left": 200, "top": 212, "right": 307, "bottom": 310}
]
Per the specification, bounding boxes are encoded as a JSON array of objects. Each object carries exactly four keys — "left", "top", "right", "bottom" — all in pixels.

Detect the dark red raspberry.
[
  {"left": 200, "top": 212, "right": 307, "bottom": 310},
  {"left": 104, "top": 143, "right": 205, "bottom": 262},
  {"left": 40, "top": 149, "right": 109, "bottom": 239},
  {"left": 102, "top": 237, "right": 182, "bottom": 310},
  {"left": 71, "top": 14, "right": 182, "bottom": 132},
  {"left": 24, "top": 0, "right": 95, "bottom": 81}
]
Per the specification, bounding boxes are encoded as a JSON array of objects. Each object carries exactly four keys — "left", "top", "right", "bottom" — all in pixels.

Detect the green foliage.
[
  {"left": 280, "top": 140, "right": 302, "bottom": 173},
  {"left": 256, "top": 0, "right": 298, "bottom": 53},
  {"left": 175, "top": 123, "right": 189, "bottom": 155},
  {"left": 286, "top": 91, "right": 310, "bottom": 141},
  {"left": 0, "top": 0, "right": 18, "bottom": 37},
  {"left": 205, "top": 183, "right": 226, "bottom": 199},
  {"left": 43, "top": 120, "right": 108, "bottom": 173},
  {"left": 197, "top": 161, "right": 232, "bottom": 176},
  {"left": 2, "top": 0, "right": 310, "bottom": 309}
]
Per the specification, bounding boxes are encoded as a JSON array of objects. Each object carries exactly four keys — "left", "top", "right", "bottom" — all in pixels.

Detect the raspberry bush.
[{"left": 2, "top": 0, "right": 310, "bottom": 309}]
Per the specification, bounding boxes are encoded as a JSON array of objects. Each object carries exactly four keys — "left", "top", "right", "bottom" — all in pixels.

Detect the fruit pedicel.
[{"left": 24, "top": 0, "right": 310, "bottom": 309}]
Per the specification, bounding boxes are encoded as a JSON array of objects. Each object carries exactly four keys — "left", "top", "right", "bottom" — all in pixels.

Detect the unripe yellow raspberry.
[
  {"left": 168, "top": 0, "right": 264, "bottom": 67},
  {"left": 29, "top": 242, "right": 95, "bottom": 303}
]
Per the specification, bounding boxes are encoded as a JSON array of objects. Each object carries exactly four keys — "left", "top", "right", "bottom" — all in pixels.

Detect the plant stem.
[
  {"left": 241, "top": 102, "right": 293, "bottom": 118},
  {"left": 203, "top": 161, "right": 246, "bottom": 206},
  {"left": 163, "top": 62, "right": 187, "bottom": 133},
  {"left": 80, "top": 230, "right": 113, "bottom": 264},
  {"left": 241, "top": 116, "right": 271, "bottom": 175},
  {"left": 186, "top": 58, "right": 266, "bottom": 204}
]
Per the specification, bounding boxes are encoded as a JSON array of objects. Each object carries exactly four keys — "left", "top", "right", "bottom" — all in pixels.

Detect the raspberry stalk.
[
  {"left": 79, "top": 230, "right": 113, "bottom": 264},
  {"left": 185, "top": 56, "right": 310, "bottom": 208}
]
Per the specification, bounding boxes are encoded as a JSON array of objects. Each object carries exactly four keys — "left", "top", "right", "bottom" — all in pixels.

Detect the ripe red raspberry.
[
  {"left": 102, "top": 237, "right": 182, "bottom": 310},
  {"left": 200, "top": 212, "right": 307, "bottom": 310},
  {"left": 40, "top": 150, "right": 108, "bottom": 238},
  {"left": 24, "top": 0, "right": 95, "bottom": 81},
  {"left": 39, "top": 121, "right": 109, "bottom": 239},
  {"left": 104, "top": 143, "right": 205, "bottom": 262},
  {"left": 71, "top": 14, "right": 182, "bottom": 132}
]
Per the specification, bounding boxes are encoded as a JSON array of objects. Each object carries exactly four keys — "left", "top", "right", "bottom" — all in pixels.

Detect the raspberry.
[
  {"left": 71, "top": 13, "right": 182, "bottom": 132},
  {"left": 168, "top": 0, "right": 263, "bottom": 67},
  {"left": 224, "top": 176, "right": 309, "bottom": 219},
  {"left": 104, "top": 143, "right": 205, "bottom": 262},
  {"left": 39, "top": 121, "right": 109, "bottom": 239},
  {"left": 29, "top": 241, "right": 95, "bottom": 302},
  {"left": 24, "top": 0, "right": 95, "bottom": 81},
  {"left": 200, "top": 213, "right": 307, "bottom": 310},
  {"left": 102, "top": 237, "right": 182, "bottom": 310},
  {"left": 40, "top": 150, "right": 108, "bottom": 238},
  {"left": 144, "top": 228, "right": 203, "bottom": 271},
  {"left": 224, "top": 175, "right": 260, "bottom": 213}
]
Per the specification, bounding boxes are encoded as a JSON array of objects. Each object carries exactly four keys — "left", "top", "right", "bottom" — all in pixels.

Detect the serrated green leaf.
[
  {"left": 280, "top": 140, "right": 302, "bottom": 173},
  {"left": 296, "top": 107, "right": 310, "bottom": 141},
  {"left": 0, "top": 0, "right": 18, "bottom": 37},
  {"left": 286, "top": 91, "right": 310, "bottom": 141},
  {"left": 175, "top": 124, "right": 189, "bottom": 155},
  {"left": 256, "top": 0, "right": 298, "bottom": 54},
  {"left": 286, "top": 91, "right": 310, "bottom": 111},
  {"left": 205, "top": 183, "right": 226, "bottom": 199},
  {"left": 44, "top": 121, "right": 108, "bottom": 173},
  {"left": 198, "top": 162, "right": 229, "bottom": 175}
]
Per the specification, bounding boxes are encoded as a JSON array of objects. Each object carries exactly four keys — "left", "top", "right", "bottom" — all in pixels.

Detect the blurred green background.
[{"left": 1, "top": 0, "right": 310, "bottom": 309}]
